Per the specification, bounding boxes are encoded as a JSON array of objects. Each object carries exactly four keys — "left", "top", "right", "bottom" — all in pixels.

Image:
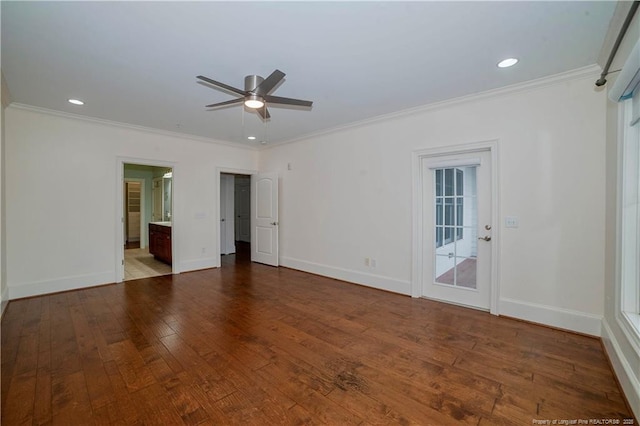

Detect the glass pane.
[
  {"left": 435, "top": 198, "right": 443, "bottom": 226},
  {"left": 444, "top": 226, "right": 453, "bottom": 245},
  {"left": 435, "top": 169, "right": 442, "bottom": 197},
  {"left": 462, "top": 166, "right": 477, "bottom": 196},
  {"left": 432, "top": 165, "right": 479, "bottom": 290},
  {"left": 435, "top": 254, "right": 455, "bottom": 285},
  {"left": 436, "top": 238, "right": 453, "bottom": 257},
  {"left": 455, "top": 227, "right": 477, "bottom": 258},
  {"left": 454, "top": 257, "right": 477, "bottom": 289},
  {"left": 444, "top": 169, "right": 454, "bottom": 196},
  {"left": 444, "top": 198, "right": 454, "bottom": 226}
]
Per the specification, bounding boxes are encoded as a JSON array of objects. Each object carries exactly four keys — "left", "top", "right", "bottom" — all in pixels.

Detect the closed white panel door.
[
  {"left": 422, "top": 151, "right": 492, "bottom": 310},
  {"left": 235, "top": 177, "right": 251, "bottom": 242},
  {"left": 251, "top": 172, "right": 279, "bottom": 266}
]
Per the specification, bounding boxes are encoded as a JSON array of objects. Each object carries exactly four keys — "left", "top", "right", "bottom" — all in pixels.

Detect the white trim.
[
  {"left": 618, "top": 311, "right": 640, "bottom": 356},
  {"left": 8, "top": 271, "right": 115, "bottom": 300},
  {"left": 411, "top": 140, "right": 500, "bottom": 315},
  {"left": 116, "top": 157, "right": 178, "bottom": 282},
  {"left": 609, "top": 36, "right": 640, "bottom": 102},
  {"left": 267, "top": 65, "right": 601, "bottom": 148},
  {"left": 613, "top": 99, "right": 640, "bottom": 357},
  {"left": 1, "top": 285, "right": 9, "bottom": 315},
  {"left": 424, "top": 157, "right": 482, "bottom": 169},
  {"left": 8, "top": 103, "right": 259, "bottom": 151},
  {"left": 281, "top": 256, "right": 411, "bottom": 295},
  {"left": 215, "top": 167, "right": 257, "bottom": 267},
  {"left": 179, "top": 258, "right": 218, "bottom": 273},
  {"left": 601, "top": 319, "right": 640, "bottom": 420},
  {"left": 499, "top": 297, "right": 602, "bottom": 336}
]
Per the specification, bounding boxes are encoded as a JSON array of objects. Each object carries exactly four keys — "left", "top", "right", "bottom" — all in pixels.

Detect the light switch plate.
[{"left": 505, "top": 216, "right": 519, "bottom": 228}]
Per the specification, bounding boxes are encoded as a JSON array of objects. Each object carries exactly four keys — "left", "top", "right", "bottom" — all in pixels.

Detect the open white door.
[{"left": 251, "top": 172, "right": 279, "bottom": 266}]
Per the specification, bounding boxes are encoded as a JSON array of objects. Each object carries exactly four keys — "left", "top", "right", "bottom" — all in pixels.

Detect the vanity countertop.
[{"left": 150, "top": 221, "right": 172, "bottom": 227}]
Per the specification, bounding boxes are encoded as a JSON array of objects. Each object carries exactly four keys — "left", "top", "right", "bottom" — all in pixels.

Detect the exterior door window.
[{"left": 433, "top": 166, "right": 478, "bottom": 289}]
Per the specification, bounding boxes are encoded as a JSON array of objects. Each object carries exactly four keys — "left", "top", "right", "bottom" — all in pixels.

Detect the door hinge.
[{"left": 122, "top": 259, "right": 124, "bottom": 265}]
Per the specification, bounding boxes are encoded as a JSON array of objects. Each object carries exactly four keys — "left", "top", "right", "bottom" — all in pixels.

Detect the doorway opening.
[
  {"left": 123, "top": 163, "right": 173, "bottom": 281},
  {"left": 220, "top": 173, "right": 252, "bottom": 266}
]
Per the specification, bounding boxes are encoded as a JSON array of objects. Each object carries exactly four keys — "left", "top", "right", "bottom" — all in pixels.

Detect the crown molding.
[
  {"left": 7, "top": 103, "right": 259, "bottom": 151},
  {"left": 264, "top": 64, "right": 603, "bottom": 150}
]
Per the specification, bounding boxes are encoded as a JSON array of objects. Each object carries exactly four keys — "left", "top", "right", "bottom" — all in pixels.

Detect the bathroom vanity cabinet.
[{"left": 149, "top": 222, "right": 172, "bottom": 265}]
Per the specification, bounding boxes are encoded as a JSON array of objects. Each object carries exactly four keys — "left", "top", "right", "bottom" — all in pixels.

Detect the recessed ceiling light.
[
  {"left": 497, "top": 58, "right": 518, "bottom": 68},
  {"left": 68, "top": 99, "right": 84, "bottom": 105},
  {"left": 247, "top": 136, "right": 256, "bottom": 140}
]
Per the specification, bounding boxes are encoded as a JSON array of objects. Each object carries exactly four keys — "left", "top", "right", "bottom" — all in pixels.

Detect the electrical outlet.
[{"left": 364, "top": 257, "right": 370, "bottom": 267}]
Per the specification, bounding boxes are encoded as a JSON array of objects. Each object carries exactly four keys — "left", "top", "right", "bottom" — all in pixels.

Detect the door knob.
[
  {"left": 478, "top": 236, "right": 491, "bottom": 241},
  {"left": 270, "top": 222, "right": 279, "bottom": 226}
]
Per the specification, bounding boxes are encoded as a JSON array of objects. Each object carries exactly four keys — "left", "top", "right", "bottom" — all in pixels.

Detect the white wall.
[
  {"left": 5, "top": 106, "right": 258, "bottom": 299},
  {"left": 260, "top": 70, "right": 607, "bottom": 336}
]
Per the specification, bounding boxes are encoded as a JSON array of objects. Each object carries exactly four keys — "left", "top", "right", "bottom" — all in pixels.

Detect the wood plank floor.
[{"left": 1, "top": 248, "right": 636, "bottom": 425}]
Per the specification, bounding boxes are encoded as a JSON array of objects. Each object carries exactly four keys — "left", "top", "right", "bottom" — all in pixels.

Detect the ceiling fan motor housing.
[{"left": 245, "top": 75, "right": 264, "bottom": 92}]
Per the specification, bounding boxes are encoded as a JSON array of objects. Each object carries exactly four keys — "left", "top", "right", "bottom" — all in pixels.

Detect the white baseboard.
[
  {"left": 8, "top": 271, "right": 115, "bottom": 300},
  {"left": 179, "top": 257, "right": 217, "bottom": 273},
  {"left": 601, "top": 319, "right": 640, "bottom": 420},
  {"left": 1, "top": 285, "right": 9, "bottom": 316},
  {"left": 499, "top": 297, "right": 602, "bottom": 336},
  {"left": 280, "top": 256, "right": 411, "bottom": 295}
]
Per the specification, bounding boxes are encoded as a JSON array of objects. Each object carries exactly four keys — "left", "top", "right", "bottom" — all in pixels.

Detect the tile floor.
[{"left": 124, "top": 247, "right": 172, "bottom": 280}]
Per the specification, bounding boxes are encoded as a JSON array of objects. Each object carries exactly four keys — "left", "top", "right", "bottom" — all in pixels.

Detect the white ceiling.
[{"left": 2, "top": 1, "right": 616, "bottom": 146}]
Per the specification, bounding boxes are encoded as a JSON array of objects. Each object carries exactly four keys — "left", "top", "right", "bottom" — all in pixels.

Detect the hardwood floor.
[{"left": 1, "top": 248, "right": 635, "bottom": 425}]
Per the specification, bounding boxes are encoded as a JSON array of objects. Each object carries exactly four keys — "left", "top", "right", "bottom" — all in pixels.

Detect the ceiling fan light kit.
[
  {"left": 244, "top": 95, "right": 264, "bottom": 109},
  {"left": 197, "top": 69, "right": 313, "bottom": 121}
]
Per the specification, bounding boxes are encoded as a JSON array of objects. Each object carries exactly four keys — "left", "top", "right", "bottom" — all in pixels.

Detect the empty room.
[{"left": 1, "top": 1, "right": 639, "bottom": 424}]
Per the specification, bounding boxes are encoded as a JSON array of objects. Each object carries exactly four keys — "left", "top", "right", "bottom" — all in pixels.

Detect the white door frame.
[
  {"left": 411, "top": 140, "right": 500, "bottom": 314},
  {"left": 216, "top": 167, "right": 257, "bottom": 267},
  {"left": 124, "top": 178, "right": 146, "bottom": 248},
  {"left": 116, "top": 157, "right": 178, "bottom": 283},
  {"left": 220, "top": 173, "right": 236, "bottom": 255}
]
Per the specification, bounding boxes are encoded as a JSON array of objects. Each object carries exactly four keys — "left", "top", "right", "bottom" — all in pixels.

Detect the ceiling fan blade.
[
  {"left": 256, "top": 105, "right": 271, "bottom": 120},
  {"left": 205, "top": 98, "right": 244, "bottom": 108},
  {"left": 197, "top": 75, "right": 246, "bottom": 96},
  {"left": 253, "top": 70, "right": 285, "bottom": 96},
  {"left": 264, "top": 95, "right": 313, "bottom": 107}
]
